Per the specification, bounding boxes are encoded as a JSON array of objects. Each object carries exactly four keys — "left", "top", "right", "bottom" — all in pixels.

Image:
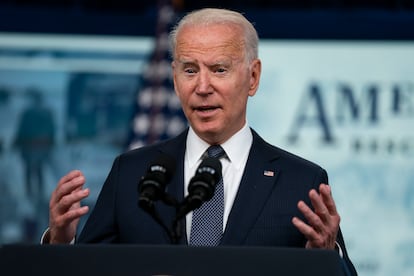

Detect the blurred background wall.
[{"left": 0, "top": 1, "right": 413, "bottom": 275}]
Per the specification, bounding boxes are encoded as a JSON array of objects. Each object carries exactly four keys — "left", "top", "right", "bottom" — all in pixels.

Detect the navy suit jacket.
[{"left": 77, "top": 128, "right": 357, "bottom": 275}]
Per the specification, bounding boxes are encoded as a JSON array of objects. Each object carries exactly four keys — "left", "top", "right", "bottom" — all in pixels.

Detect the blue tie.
[{"left": 189, "top": 145, "right": 225, "bottom": 246}]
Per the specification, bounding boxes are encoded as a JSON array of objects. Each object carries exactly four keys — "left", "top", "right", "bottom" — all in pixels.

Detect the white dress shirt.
[{"left": 184, "top": 123, "right": 253, "bottom": 239}]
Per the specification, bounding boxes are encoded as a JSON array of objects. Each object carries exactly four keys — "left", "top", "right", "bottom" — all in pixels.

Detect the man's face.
[{"left": 172, "top": 23, "right": 261, "bottom": 144}]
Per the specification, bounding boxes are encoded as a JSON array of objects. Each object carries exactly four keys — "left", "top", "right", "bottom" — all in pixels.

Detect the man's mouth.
[{"left": 194, "top": 106, "right": 219, "bottom": 112}]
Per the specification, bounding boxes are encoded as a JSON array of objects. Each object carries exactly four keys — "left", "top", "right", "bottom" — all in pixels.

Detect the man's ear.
[{"left": 248, "top": 59, "right": 261, "bottom": 96}]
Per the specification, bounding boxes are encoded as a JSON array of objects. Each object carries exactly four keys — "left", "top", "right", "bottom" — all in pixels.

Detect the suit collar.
[{"left": 185, "top": 124, "right": 253, "bottom": 169}]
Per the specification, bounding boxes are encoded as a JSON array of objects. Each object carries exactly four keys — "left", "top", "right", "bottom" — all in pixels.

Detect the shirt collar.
[{"left": 186, "top": 123, "right": 253, "bottom": 169}]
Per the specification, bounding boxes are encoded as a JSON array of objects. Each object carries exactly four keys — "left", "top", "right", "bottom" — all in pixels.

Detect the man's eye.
[
  {"left": 184, "top": 68, "right": 197, "bottom": 74},
  {"left": 215, "top": 67, "right": 227, "bottom": 73}
]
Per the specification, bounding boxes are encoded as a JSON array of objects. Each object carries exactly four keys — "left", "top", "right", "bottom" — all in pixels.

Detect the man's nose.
[{"left": 196, "top": 70, "right": 212, "bottom": 95}]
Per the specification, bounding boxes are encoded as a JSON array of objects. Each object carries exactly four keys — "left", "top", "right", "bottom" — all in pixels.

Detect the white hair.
[{"left": 169, "top": 8, "right": 259, "bottom": 62}]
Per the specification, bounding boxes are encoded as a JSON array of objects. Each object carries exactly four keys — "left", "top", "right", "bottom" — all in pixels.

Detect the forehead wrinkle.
[
  {"left": 176, "top": 41, "right": 245, "bottom": 64},
  {"left": 175, "top": 24, "right": 246, "bottom": 61}
]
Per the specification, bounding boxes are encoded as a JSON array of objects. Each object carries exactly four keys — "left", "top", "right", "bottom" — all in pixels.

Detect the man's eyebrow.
[
  {"left": 210, "top": 61, "right": 231, "bottom": 67},
  {"left": 175, "top": 59, "right": 232, "bottom": 68},
  {"left": 176, "top": 59, "right": 196, "bottom": 65}
]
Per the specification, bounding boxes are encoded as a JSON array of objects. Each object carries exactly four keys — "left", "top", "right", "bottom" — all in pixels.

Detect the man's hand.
[
  {"left": 48, "top": 170, "right": 90, "bottom": 244},
  {"left": 292, "top": 184, "right": 340, "bottom": 250}
]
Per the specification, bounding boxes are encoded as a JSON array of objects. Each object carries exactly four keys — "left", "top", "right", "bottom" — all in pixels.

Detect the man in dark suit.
[{"left": 44, "top": 8, "right": 357, "bottom": 275}]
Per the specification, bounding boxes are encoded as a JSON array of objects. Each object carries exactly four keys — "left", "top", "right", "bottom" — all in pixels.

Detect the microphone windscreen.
[
  {"left": 196, "top": 157, "right": 222, "bottom": 183},
  {"left": 147, "top": 154, "right": 176, "bottom": 183}
]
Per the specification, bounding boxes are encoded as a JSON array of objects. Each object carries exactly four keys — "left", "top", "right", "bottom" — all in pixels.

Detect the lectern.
[{"left": 0, "top": 244, "right": 344, "bottom": 276}]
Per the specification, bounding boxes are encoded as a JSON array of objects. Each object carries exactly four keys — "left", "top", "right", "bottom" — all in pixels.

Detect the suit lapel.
[
  {"left": 221, "top": 130, "right": 280, "bottom": 245},
  {"left": 158, "top": 130, "right": 187, "bottom": 203},
  {"left": 156, "top": 129, "right": 188, "bottom": 244}
]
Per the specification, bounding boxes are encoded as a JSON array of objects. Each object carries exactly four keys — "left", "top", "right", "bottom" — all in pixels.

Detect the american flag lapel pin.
[{"left": 263, "top": 170, "right": 274, "bottom": 177}]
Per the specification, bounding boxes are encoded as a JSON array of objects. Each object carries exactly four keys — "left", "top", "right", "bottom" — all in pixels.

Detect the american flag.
[{"left": 127, "top": 0, "right": 187, "bottom": 150}]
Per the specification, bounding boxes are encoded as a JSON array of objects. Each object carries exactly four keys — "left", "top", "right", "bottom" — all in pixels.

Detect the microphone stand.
[
  {"left": 139, "top": 156, "right": 222, "bottom": 245},
  {"left": 139, "top": 191, "right": 182, "bottom": 244},
  {"left": 162, "top": 193, "right": 182, "bottom": 244},
  {"left": 171, "top": 199, "right": 193, "bottom": 245}
]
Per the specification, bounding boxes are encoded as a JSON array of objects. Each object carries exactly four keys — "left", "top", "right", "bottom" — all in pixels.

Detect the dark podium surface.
[{"left": 0, "top": 244, "right": 344, "bottom": 276}]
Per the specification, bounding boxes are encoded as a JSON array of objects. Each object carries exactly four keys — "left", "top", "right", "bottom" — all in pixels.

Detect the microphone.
[
  {"left": 138, "top": 154, "right": 176, "bottom": 212},
  {"left": 185, "top": 156, "right": 222, "bottom": 212},
  {"left": 172, "top": 156, "right": 222, "bottom": 240}
]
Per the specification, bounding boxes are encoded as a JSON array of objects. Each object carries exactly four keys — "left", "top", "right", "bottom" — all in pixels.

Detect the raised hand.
[
  {"left": 292, "top": 184, "right": 340, "bottom": 249},
  {"left": 48, "top": 170, "right": 90, "bottom": 244}
]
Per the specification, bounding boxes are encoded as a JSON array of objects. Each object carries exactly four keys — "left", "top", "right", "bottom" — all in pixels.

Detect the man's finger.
[
  {"left": 54, "top": 175, "right": 86, "bottom": 203},
  {"left": 319, "top": 184, "right": 338, "bottom": 215}
]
